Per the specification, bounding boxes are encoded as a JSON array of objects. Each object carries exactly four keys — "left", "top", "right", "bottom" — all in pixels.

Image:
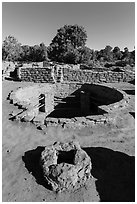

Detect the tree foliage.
[
  {"left": 97, "top": 45, "right": 113, "bottom": 61},
  {"left": 2, "top": 33, "right": 135, "bottom": 68},
  {"left": 2, "top": 36, "right": 49, "bottom": 62},
  {"left": 2, "top": 35, "right": 23, "bottom": 61},
  {"left": 18, "top": 43, "right": 48, "bottom": 62},
  {"left": 48, "top": 24, "right": 87, "bottom": 62},
  {"left": 77, "top": 46, "right": 93, "bottom": 64},
  {"left": 112, "top": 46, "right": 123, "bottom": 60}
]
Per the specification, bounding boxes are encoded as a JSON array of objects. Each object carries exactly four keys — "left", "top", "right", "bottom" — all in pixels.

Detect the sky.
[{"left": 2, "top": 2, "right": 135, "bottom": 51}]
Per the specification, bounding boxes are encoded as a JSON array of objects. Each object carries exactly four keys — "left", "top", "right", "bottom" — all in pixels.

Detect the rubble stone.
[{"left": 40, "top": 141, "right": 92, "bottom": 192}]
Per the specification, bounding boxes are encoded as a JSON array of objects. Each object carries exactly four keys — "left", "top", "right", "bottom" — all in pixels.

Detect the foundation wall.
[
  {"left": 19, "top": 66, "right": 135, "bottom": 84},
  {"left": 19, "top": 67, "right": 54, "bottom": 83},
  {"left": 62, "top": 68, "right": 135, "bottom": 83}
]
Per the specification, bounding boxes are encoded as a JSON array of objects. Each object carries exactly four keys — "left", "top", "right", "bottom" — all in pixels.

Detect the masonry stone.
[
  {"left": 40, "top": 141, "right": 92, "bottom": 192},
  {"left": 17, "top": 63, "right": 135, "bottom": 84}
]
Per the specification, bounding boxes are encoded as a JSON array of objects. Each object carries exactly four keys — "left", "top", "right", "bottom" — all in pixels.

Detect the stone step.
[
  {"left": 9, "top": 109, "right": 24, "bottom": 117},
  {"left": 22, "top": 114, "right": 35, "bottom": 122}
]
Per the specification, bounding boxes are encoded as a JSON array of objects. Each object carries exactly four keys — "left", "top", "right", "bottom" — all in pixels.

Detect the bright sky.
[{"left": 2, "top": 2, "right": 135, "bottom": 51}]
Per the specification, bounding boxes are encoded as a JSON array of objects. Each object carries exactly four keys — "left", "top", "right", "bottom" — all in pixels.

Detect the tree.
[
  {"left": 130, "top": 49, "right": 135, "bottom": 64},
  {"left": 2, "top": 35, "right": 23, "bottom": 61},
  {"left": 77, "top": 46, "right": 93, "bottom": 64},
  {"left": 97, "top": 45, "right": 113, "bottom": 62},
  {"left": 21, "top": 45, "right": 31, "bottom": 61},
  {"left": 112, "top": 46, "right": 122, "bottom": 60},
  {"left": 40, "top": 43, "right": 49, "bottom": 61},
  {"left": 21, "top": 43, "right": 49, "bottom": 62},
  {"left": 113, "top": 46, "right": 120, "bottom": 53},
  {"left": 121, "top": 47, "right": 131, "bottom": 62},
  {"left": 48, "top": 24, "right": 87, "bottom": 63},
  {"left": 63, "top": 48, "right": 80, "bottom": 64},
  {"left": 103, "top": 45, "right": 113, "bottom": 61}
]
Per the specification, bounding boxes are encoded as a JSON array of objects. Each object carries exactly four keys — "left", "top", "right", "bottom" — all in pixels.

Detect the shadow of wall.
[{"left": 48, "top": 83, "right": 123, "bottom": 118}]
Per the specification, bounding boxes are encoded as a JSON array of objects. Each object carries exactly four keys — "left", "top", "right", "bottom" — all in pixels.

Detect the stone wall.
[
  {"left": 18, "top": 66, "right": 135, "bottom": 84},
  {"left": 54, "top": 83, "right": 82, "bottom": 98},
  {"left": 62, "top": 68, "right": 135, "bottom": 83},
  {"left": 8, "top": 84, "right": 55, "bottom": 122},
  {"left": 19, "top": 67, "right": 54, "bottom": 83}
]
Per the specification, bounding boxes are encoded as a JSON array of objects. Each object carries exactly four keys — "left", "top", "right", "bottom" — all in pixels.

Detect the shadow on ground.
[
  {"left": 48, "top": 106, "right": 107, "bottom": 118},
  {"left": 22, "top": 146, "right": 135, "bottom": 202},
  {"left": 83, "top": 147, "right": 135, "bottom": 202},
  {"left": 48, "top": 83, "right": 123, "bottom": 118},
  {"left": 129, "top": 112, "right": 135, "bottom": 118},
  {"left": 22, "top": 146, "right": 52, "bottom": 190},
  {"left": 123, "top": 89, "right": 135, "bottom": 95},
  {"left": 4, "top": 77, "right": 21, "bottom": 82}
]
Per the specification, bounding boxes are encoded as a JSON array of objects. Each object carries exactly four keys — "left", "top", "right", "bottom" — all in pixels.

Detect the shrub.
[{"left": 115, "top": 61, "right": 127, "bottom": 67}]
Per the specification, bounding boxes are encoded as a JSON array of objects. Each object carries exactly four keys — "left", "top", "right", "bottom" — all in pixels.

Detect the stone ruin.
[
  {"left": 3, "top": 60, "right": 134, "bottom": 83},
  {"left": 40, "top": 141, "right": 92, "bottom": 192},
  {"left": 8, "top": 84, "right": 54, "bottom": 123},
  {"left": 8, "top": 83, "right": 130, "bottom": 129}
]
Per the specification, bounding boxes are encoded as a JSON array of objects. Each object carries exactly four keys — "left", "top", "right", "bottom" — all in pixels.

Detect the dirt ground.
[{"left": 2, "top": 80, "right": 135, "bottom": 202}]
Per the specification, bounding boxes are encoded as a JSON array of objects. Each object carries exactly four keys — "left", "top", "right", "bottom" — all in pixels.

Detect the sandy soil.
[{"left": 2, "top": 80, "right": 135, "bottom": 202}]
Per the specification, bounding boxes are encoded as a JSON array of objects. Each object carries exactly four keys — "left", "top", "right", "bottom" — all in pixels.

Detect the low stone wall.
[
  {"left": 18, "top": 66, "right": 135, "bottom": 84},
  {"left": 54, "top": 83, "right": 82, "bottom": 98},
  {"left": 19, "top": 67, "right": 54, "bottom": 83},
  {"left": 62, "top": 68, "right": 135, "bottom": 83}
]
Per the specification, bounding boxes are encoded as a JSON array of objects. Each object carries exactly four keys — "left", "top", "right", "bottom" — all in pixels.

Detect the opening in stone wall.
[
  {"left": 39, "top": 94, "right": 45, "bottom": 112},
  {"left": 57, "top": 150, "right": 76, "bottom": 165}
]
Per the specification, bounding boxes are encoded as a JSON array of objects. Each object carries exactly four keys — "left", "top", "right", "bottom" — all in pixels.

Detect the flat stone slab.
[{"left": 40, "top": 141, "right": 92, "bottom": 192}]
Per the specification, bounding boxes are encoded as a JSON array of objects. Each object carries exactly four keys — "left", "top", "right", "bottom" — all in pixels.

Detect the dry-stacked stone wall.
[
  {"left": 19, "top": 67, "right": 54, "bottom": 83},
  {"left": 62, "top": 68, "right": 135, "bottom": 83},
  {"left": 18, "top": 65, "right": 135, "bottom": 84}
]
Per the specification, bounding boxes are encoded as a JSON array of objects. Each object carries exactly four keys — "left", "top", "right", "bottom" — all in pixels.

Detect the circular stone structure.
[
  {"left": 40, "top": 141, "right": 92, "bottom": 192},
  {"left": 44, "top": 83, "right": 130, "bottom": 128},
  {"left": 8, "top": 84, "right": 55, "bottom": 122},
  {"left": 8, "top": 83, "right": 130, "bottom": 128},
  {"left": 9, "top": 84, "right": 54, "bottom": 109}
]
